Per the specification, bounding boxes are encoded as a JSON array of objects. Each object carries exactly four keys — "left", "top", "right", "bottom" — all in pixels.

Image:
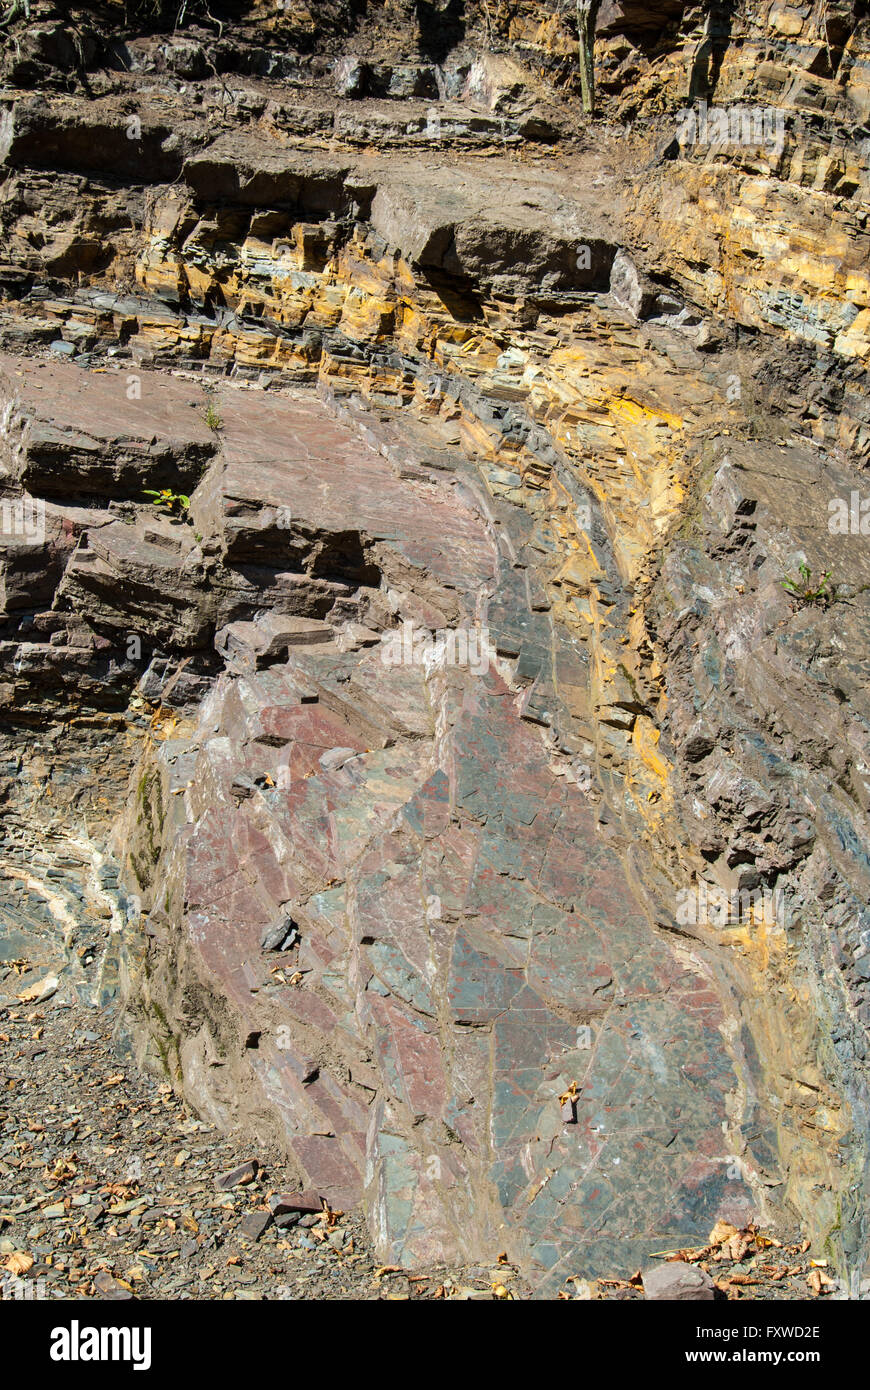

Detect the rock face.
[
  {"left": 1, "top": 0, "right": 870, "bottom": 1295},
  {"left": 108, "top": 382, "right": 761, "bottom": 1286}
]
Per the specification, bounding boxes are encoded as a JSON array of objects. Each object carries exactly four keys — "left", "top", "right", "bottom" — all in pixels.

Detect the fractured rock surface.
[{"left": 106, "top": 381, "right": 757, "bottom": 1290}]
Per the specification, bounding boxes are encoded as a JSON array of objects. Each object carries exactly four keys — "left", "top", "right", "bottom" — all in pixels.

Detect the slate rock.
[
  {"left": 93, "top": 1270, "right": 134, "bottom": 1300},
  {"left": 260, "top": 917, "right": 298, "bottom": 952},
  {"left": 642, "top": 1261, "right": 715, "bottom": 1301},
  {"left": 239, "top": 1211, "right": 273, "bottom": 1241},
  {"left": 268, "top": 1191, "right": 322, "bottom": 1217},
  {"left": 215, "top": 1160, "right": 258, "bottom": 1191}
]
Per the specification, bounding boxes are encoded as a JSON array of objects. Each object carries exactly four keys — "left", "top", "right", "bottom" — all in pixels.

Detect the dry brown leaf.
[
  {"left": 714, "top": 1279, "right": 742, "bottom": 1300},
  {"left": 3, "top": 1252, "right": 33, "bottom": 1275},
  {"left": 727, "top": 1234, "right": 751, "bottom": 1262},
  {"left": 101, "top": 1182, "right": 138, "bottom": 1199},
  {"left": 662, "top": 1245, "right": 706, "bottom": 1263},
  {"left": 49, "top": 1157, "right": 77, "bottom": 1182},
  {"left": 708, "top": 1220, "right": 739, "bottom": 1248}
]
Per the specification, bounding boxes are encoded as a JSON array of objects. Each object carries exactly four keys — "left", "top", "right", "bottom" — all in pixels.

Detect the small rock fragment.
[
  {"left": 239, "top": 1211, "right": 273, "bottom": 1241},
  {"left": 642, "top": 1261, "right": 715, "bottom": 1301},
  {"left": 17, "top": 974, "right": 59, "bottom": 1004},
  {"left": 274, "top": 1211, "right": 301, "bottom": 1230},
  {"left": 260, "top": 917, "right": 298, "bottom": 952},
  {"left": 267, "top": 1191, "right": 322, "bottom": 1217},
  {"left": 215, "top": 1160, "right": 258, "bottom": 1191},
  {"left": 93, "top": 1270, "right": 134, "bottom": 1300},
  {"left": 333, "top": 56, "right": 367, "bottom": 97},
  {"left": 319, "top": 746, "right": 358, "bottom": 771}
]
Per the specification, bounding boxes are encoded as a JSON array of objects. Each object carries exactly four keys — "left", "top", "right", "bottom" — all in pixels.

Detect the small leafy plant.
[
  {"left": 203, "top": 401, "right": 223, "bottom": 432},
  {"left": 780, "top": 562, "right": 833, "bottom": 605},
  {"left": 143, "top": 488, "right": 190, "bottom": 517}
]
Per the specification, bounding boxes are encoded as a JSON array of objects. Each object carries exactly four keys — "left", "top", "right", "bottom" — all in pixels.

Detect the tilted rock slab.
[{"left": 117, "top": 385, "right": 760, "bottom": 1293}]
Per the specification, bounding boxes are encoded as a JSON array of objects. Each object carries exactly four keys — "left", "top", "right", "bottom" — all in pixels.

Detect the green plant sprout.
[
  {"left": 203, "top": 401, "right": 223, "bottom": 432},
  {"left": 780, "top": 562, "right": 833, "bottom": 604},
  {"left": 143, "top": 488, "right": 190, "bottom": 516},
  {"left": 575, "top": 1, "right": 601, "bottom": 116},
  {"left": 0, "top": 0, "right": 30, "bottom": 31}
]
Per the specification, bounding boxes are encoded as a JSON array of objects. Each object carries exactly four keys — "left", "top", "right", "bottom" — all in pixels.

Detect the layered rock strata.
[{"left": 1, "top": 0, "right": 869, "bottom": 1292}]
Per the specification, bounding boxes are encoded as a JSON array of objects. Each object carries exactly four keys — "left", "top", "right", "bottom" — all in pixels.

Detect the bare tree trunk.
[{"left": 576, "top": 0, "right": 601, "bottom": 115}]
